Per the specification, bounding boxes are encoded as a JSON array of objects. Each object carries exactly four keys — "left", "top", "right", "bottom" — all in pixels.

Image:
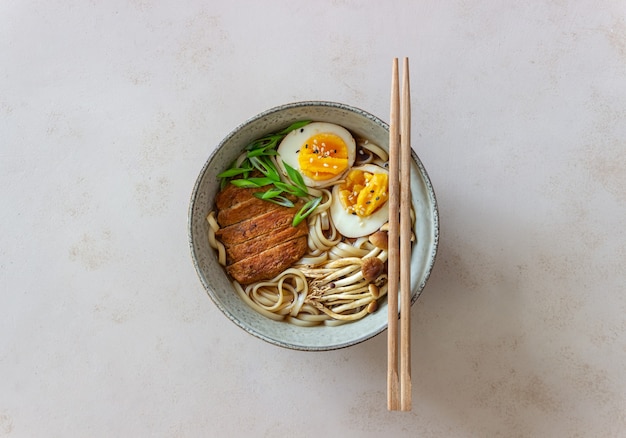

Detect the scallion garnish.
[
  {"left": 230, "top": 179, "right": 264, "bottom": 189},
  {"left": 282, "top": 161, "right": 308, "bottom": 194},
  {"left": 217, "top": 165, "right": 253, "bottom": 179},
  {"left": 274, "top": 181, "right": 308, "bottom": 198},
  {"left": 259, "top": 187, "right": 284, "bottom": 199},
  {"left": 249, "top": 156, "right": 281, "bottom": 182},
  {"left": 293, "top": 197, "right": 322, "bottom": 226},
  {"left": 219, "top": 120, "right": 324, "bottom": 225},
  {"left": 253, "top": 192, "right": 294, "bottom": 208}
]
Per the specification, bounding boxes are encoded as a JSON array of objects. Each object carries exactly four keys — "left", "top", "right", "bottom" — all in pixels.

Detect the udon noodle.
[{"left": 207, "top": 134, "right": 414, "bottom": 326}]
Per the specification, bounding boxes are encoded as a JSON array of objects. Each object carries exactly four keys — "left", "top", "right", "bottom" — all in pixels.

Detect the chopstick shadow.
[
  {"left": 341, "top": 192, "right": 569, "bottom": 435},
  {"left": 400, "top": 198, "right": 562, "bottom": 436},
  {"left": 407, "top": 224, "right": 537, "bottom": 434}
]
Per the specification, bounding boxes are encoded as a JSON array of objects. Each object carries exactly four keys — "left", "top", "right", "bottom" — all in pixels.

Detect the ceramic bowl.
[{"left": 188, "top": 101, "right": 438, "bottom": 351}]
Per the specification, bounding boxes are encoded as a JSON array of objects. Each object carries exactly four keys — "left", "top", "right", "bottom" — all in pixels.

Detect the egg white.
[
  {"left": 330, "top": 163, "right": 390, "bottom": 238},
  {"left": 277, "top": 122, "right": 356, "bottom": 188}
]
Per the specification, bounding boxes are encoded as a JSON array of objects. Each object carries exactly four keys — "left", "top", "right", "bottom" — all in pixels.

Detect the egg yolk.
[
  {"left": 338, "top": 169, "right": 389, "bottom": 217},
  {"left": 298, "top": 133, "right": 349, "bottom": 181}
]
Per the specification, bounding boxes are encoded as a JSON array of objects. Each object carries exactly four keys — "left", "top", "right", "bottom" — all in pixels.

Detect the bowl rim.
[{"left": 188, "top": 100, "right": 439, "bottom": 350}]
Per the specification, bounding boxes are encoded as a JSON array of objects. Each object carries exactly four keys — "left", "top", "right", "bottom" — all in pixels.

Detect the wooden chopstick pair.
[{"left": 387, "top": 57, "right": 412, "bottom": 411}]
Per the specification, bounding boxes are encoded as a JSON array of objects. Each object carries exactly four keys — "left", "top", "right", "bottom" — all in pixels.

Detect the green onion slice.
[
  {"left": 217, "top": 166, "right": 252, "bottom": 179},
  {"left": 230, "top": 179, "right": 263, "bottom": 188},
  {"left": 274, "top": 181, "right": 307, "bottom": 198},
  {"left": 292, "top": 197, "right": 322, "bottom": 226},
  {"left": 282, "top": 161, "right": 308, "bottom": 194},
  {"left": 253, "top": 193, "right": 294, "bottom": 208},
  {"left": 258, "top": 188, "right": 284, "bottom": 199},
  {"left": 249, "top": 156, "right": 280, "bottom": 182},
  {"left": 218, "top": 120, "right": 316, "bottom": 225}
]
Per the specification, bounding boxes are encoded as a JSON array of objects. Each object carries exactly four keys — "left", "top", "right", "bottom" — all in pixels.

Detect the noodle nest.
[{"left": 207, "top": 138, "right": 414, "bottom": 326}]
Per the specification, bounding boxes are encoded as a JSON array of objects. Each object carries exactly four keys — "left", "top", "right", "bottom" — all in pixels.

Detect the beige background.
[{"left": 1, "top": 1, "right": 625, "bottom": 436}]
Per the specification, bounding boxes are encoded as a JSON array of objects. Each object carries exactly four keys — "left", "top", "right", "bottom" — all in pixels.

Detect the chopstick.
[
  {"left": 399, "top": 56, "right": 412, "bottom": 411},
  {"left": 387, "top": 57, "right": 412, "bottom": 411},
  {"left": 387, "top": 58, "right": 400, "bottom": 411}
]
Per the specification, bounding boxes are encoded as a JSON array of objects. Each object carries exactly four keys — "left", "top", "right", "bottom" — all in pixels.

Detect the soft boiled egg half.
[
  {"left": 277, "top": 122, "right": 356, "bottom": 188},
  {"left": 330, "top": 163, "right": 390, "bottom": 238}
]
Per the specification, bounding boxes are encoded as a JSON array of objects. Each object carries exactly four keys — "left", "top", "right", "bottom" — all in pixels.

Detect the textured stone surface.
[{"left": 1, "top": 1, "right": 625, "bottom": 436}]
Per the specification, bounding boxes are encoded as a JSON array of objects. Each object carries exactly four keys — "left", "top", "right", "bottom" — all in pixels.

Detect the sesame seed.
[{"left": 309, "top": 158, "right": 313, "bottom": 163}]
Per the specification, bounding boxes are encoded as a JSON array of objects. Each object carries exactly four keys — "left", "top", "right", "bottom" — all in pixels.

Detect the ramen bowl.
[{"left": 188, "top": 101, "right": 438, "bottom": 351}]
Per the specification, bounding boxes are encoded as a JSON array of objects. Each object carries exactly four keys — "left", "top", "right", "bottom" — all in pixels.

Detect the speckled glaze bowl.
[{"left": 188, "top": 101, "right": 439, "bottom": 351}]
